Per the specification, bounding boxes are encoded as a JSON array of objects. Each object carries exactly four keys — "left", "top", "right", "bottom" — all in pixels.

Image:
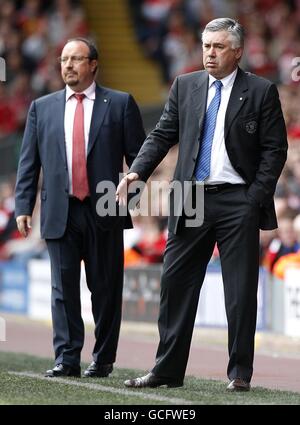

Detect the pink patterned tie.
[{"left": 72, "top": 93, "right": 89, "bottom": 200}]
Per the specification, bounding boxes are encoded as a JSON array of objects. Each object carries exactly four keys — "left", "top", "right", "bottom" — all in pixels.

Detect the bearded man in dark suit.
[{"left": 15, "top": 37, "right": 145, "bottom": 378}]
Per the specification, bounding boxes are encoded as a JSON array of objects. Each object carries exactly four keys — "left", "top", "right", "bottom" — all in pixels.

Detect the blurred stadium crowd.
[{"left": 1, "top": 0, "right": 300, "bottom": 278}]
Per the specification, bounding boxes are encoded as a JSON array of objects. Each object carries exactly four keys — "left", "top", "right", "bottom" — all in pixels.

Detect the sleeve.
[
  {"left": 129, "top": 77, "right": 179, "bottom": 182},
  {"left": 247, "top": 83, "right": 288, "bottom": 205},
  {"left": 15, "top": 101, "right": 41, "bottom": 217},
  {"left": 123, "top": 94, "right": 146, "bottom": 168}
]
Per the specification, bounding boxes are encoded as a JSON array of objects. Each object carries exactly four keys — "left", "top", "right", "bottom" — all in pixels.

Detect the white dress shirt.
[
  {"left": 64, "top": 81, "right": 96, "bottom": 194},
  {"left": 204, "top": 68, "right": 246, "bottom": 185}
]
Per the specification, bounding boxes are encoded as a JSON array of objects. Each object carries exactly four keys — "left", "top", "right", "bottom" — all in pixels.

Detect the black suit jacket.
[
  {"left": 129, "top": 68, "right": 288, "bottom": 232},
  {"left": 15, "top": 84, "right": 146, "bottom": 238}
]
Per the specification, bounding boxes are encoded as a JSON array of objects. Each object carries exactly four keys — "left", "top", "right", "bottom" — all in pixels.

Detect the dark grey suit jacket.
[
  {"left": 15, "top": 84, "right": 145, "bottom": 238},
  {"left": 129, "top": 68, "right": 288, "bottom": 233}
]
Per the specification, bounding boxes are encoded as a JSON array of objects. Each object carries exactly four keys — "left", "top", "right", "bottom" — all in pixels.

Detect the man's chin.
[
  {"left": 205, "top": 67, "right": 222, "bottom": 78},
  {"left": 64, "top": 77, "right": 78, "bottom": 86}
]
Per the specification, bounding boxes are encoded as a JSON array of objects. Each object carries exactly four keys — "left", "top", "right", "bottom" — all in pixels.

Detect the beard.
[{"left": 63, "top": 74, "right": 79, "bottom": 86}]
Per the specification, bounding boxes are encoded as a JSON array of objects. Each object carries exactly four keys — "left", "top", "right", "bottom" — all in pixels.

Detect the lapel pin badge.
[
  {"left": 240, "top": 97, "right": 243, "bottom": 100},
  {"left": 104, "top": 99, "right": 107, "bottom": 102}
]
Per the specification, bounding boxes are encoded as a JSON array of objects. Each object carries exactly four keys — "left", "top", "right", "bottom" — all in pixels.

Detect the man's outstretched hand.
[{"left": 116, "top": 172, "right": 139, "bottom": 206}]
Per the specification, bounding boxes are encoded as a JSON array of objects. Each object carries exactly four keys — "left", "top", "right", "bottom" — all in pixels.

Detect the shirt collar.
[
  {"left": 208, "top": 68, "right": 238, "bottom": 89},
  {"left": 65, "top": 81, "right": 96, "bottom": 102}
]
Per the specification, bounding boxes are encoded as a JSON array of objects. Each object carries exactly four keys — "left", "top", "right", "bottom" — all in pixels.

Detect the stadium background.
[{"left": 0, "top": 0, "right": 300, "bottom": 394}]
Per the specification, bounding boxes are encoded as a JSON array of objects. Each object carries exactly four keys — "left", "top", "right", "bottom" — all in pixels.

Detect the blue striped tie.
[{"left": 195, "top": 80, "right": 223, "bottom": 181}]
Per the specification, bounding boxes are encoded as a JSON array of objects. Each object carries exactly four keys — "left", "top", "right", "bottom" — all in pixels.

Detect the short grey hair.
[{"left": 202, "top": 18, "right": 244, "bottom": 49}]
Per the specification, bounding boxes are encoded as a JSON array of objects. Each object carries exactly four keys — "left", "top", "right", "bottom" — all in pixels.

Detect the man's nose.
[
  {"left": 65, "top": 60, "right": 73, "bottom": 68},
  {"left": 208, "top": 47, "right": 216, "bottom": 56}
]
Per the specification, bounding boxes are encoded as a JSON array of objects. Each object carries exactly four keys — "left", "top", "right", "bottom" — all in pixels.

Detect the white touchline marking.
[{"left": 8, "top": 371, "right": 194, "bottom": 405}]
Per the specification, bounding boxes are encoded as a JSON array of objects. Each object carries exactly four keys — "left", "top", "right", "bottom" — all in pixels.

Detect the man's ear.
[
  {"left": 91, "top": 59, "right": 98, "bottom": 74},
  {"left": 235, "top": 47, "right": 243, "bottom": 61}
]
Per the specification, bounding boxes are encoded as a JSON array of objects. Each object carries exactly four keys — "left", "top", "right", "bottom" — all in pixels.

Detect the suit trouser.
[
  {"left": 46, "top": 197, "right": 124, "bottom": 367},
  {"left": 152, "top": 185, "right": 260, "bottom": 383}
]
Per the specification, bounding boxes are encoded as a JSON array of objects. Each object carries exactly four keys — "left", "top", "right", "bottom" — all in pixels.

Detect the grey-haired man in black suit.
[{"left": 117, "top": 18, "right": 287, "bottom": 391}]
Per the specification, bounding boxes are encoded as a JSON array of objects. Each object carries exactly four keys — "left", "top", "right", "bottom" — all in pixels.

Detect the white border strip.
[{"left": 9, "top": 371, "right": 194, "bottom": 405}]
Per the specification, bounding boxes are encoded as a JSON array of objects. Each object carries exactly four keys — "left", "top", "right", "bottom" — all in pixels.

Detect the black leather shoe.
[
  {"left": 124, "top": 372, "right": 183, "bottom": 388},
  {"left": 226, "top": 378, "right": 251, "bottom": 391},
  {"left": 45, "top": 363, "right": 81, "bottom": 378},
  {"left": 83, "top": 361, "right": 113, "bottom": 378}
]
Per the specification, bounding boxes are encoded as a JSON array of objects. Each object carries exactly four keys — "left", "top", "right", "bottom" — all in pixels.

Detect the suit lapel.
[
  {"left": 191, "top": 71, "right": 209, "bottom": 132},
  {"left": 54, "top": 89, "right": 67, "bottom": 166},
  {"left": 87, "top": 85, "right": 110, "bottom": 156},
  {"left": 224, "top": 67, "right": 248, "bottom": 140},
  {"left": 189, "top": 72, "right": 209, "bottom": 159}
]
